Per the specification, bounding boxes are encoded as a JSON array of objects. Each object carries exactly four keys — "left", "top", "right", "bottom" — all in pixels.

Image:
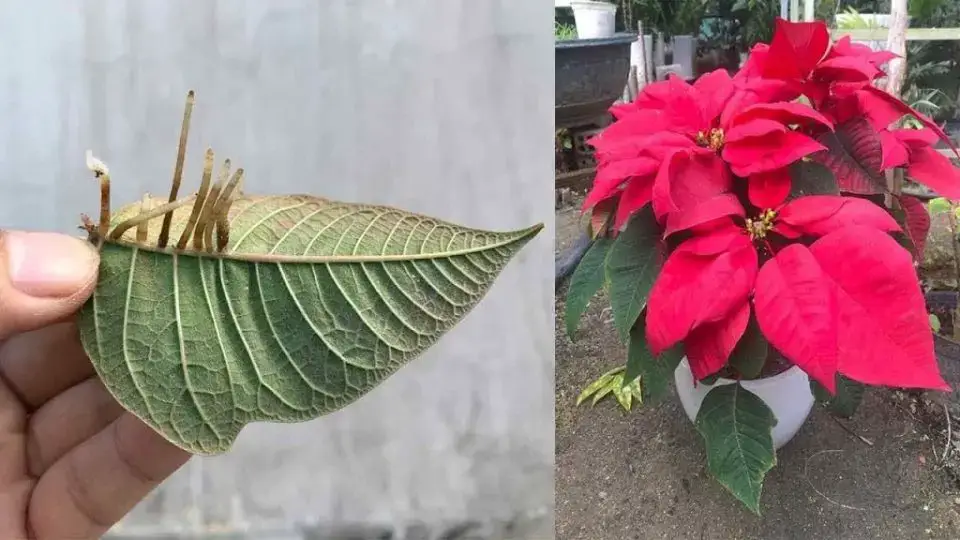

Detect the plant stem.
[
  {"left": 175, "top": 147, "right": 214, "bottom": 250},
  {"left": 197, "top": 159, "right": 230, "bottom": 251},
  {"left": 109, "top": 195, "right": 197, "bottom": 241},
  {"left": 158, "top": 90, "right": 195, "bottom": 249},
  {"left": 136, "top": 193, "right": 150, "bottom": 242},
  {"left": 212, "top": 168, "right": 244, "bottom": 253}
]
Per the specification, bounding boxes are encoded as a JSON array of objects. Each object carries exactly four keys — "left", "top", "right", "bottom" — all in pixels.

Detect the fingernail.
[{"left": 5, "top": 231, "right": 98, "bottom": 298}]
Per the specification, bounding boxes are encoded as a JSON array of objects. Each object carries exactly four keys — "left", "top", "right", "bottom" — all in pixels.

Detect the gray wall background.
[{"left": 0, "top": 1, "right": 554, "bottom": 538}]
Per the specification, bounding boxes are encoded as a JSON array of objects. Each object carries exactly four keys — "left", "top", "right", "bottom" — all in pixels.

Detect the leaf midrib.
[{"left": 100, "top": 223, "right": 542, "bottom": 264}]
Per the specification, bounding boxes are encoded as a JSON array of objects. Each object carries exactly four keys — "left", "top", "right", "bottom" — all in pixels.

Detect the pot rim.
[
  {"left": 678, "top": 357, "right": 805, "bottom": 389},
  {"left": 555, "top": 32, "right": 637, "bottom": 49}
]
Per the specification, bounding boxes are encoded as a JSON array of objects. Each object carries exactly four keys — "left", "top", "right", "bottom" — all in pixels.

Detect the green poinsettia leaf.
[
  {"left": 605, "top": 206, "right": 662, "bottom": 341},
  {"left": 728, "top": 312, "right": 768, "bottom": 380},
  {"left": 695, "top": 383, "right": 777, "bottom": 515},
  {"left": 625, "top": 315, "right": 682, "bottom": 402},
  {"left": 788, "top": 159, "right": 839, "bottom": 199},
  {"left": 79, "top": 194, "right": 540, "bottom": 455},
  {"left": 810, "top": 374, "right": 866, "bottom": 419},
  {"left": 564, "top": 237, "right": 612, "bottom": 339}
]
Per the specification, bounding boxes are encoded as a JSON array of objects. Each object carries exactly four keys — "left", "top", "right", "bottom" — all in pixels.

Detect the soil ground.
[{"left": 554, "top": 192, "right": 960, "bottom": 540}]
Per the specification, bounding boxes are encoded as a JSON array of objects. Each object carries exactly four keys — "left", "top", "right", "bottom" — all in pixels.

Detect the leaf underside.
[
  {"left": 695, "top": 383, "right": 777, "bottom": 515},
  {"left": 813, "top": 118, "right": 886, "bottom": 195},
  {"left": 78, "top": 194, "right": 541, "bottom": 455}
]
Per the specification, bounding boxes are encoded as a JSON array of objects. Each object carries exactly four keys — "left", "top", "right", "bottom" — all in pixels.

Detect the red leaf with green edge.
[
  {"left": 810, "top": 226, "right": 949, "bottom": 391},
  {"left": 590, "top": 196, "right": 618, "bottom": 238},
  {"left": 753, "top": 244, "right": 839, "bottom": 391},
  {"left": 646, "top": 230, "right": 758, "bottom": 355},
  {"left": 895, "top": 195, "right": 930, "bottom": 259},
  {"left": 774, "top": 195, "right": 900, "bottom": 239},
  {"left": 813, "top": 118, "right": 886, "bottom": 195},
  {"left": 685, "top": 301, "right": 751, "bottom": 380}
]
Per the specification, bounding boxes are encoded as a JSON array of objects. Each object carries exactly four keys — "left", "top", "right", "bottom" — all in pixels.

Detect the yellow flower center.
[
  {"left": 745, "top": 209, "right": 777, "bottom": 240},
  {"left": 696, "top": 128, "right": 725, "bottom": 152}
]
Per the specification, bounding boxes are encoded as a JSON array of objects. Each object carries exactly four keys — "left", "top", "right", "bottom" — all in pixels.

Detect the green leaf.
[
  {"left": 625, "top": 316, "right": 683, "bottom": 402},
  {"left": 729, "top": 312, "right": 768, "bottom": 380},
  {"left": 564, "top": 238, "right": 612, "bottom": 338},
  {"left": 78, "top": 194, "right": 542, "bottom": 455},
  {"left": 610, "top": 373, "right": 632, "bottom": 410},
  {"left": 696, "top": 384, "right": 777, "bottom": 514},
  {"left": 577, "top": 370, "right": 617, "bottom": 406},
  {"left": 930, "top": 313, "right": 942, "bottom": 333},
  {"left": 810, "top": 374, "right": 866, "bottom": 419},
  {"left": 605, "top": 206, "right": 662, "bottom": 341},
  {"left": 928, "top": 197, "right": 951, "bottom": 215},
  {"left": 788, "top": 160, "right": 839, "bottom": 199}
]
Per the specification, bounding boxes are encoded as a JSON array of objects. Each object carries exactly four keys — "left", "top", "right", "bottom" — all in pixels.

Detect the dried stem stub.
[{"left": 82, "top": 90, "right": 244, "bottom": 255}]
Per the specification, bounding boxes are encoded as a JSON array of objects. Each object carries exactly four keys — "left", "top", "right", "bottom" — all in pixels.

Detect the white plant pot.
[
  {"left": 570, "top": 1, "right": 617, "bottom": 40},
  {"left": 674, "top": 358, "right": 815, "bottom": 450}
]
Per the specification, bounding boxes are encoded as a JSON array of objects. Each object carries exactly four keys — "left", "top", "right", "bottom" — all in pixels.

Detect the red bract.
[
  {"left": 646, "top": 195, "right": 908, "bottom": 386},
  {"left": 752, "top": 18, "right": 883, "bottom": 105},
  {"left": 880, "top": 127, "right": 960, "bottom": 199},
  {"left": 584, "top": 70, "right": 832, "bottom": 229},
  {"left": 755, "top": 226, "right": 948, "bottom": 391}
]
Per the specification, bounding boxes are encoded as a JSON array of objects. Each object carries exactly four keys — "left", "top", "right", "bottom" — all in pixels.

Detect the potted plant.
[
  {"left": 565, "top": 18, "right": 959, "bottom": 513},
  {"left": 570, "top": 1, "right": 618, "bottom": 39}
]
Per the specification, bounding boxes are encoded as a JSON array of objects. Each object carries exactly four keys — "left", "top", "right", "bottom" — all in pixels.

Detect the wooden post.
[
  {"left": 885, "top": 0, "right": 909, "bottom": 209},
  {"left": 885, "top": 0, "right": 909, "bottom": 98},
  {"left": 803, "top": 0, "right": 815, "bottom": 21},
  {"left": 790, "top": 0, "right": 800, "bottom": 22}
]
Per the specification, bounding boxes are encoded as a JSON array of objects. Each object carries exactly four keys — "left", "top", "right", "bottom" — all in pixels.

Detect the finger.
[
  {"left": 29, "top": 414, "right": 190, "bottom": 539},
  {"left": 26, "top": 377, "right": 124, "bottom": 477},
  {"left": 0, "top": 320, "right": 95, "bottom": 410},
  {"left": 0, "top": 231, "right": 99, "bottom": 340}
]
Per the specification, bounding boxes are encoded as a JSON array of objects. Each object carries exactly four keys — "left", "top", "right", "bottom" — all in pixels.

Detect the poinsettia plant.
[{"left": 565, "top": 18, "right": 960, "bottom": 513}]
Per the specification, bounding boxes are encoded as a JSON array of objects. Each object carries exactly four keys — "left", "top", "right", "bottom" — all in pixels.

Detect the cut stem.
[
  {"left": 136, "top": 193, "right": 151, "bottom": 242},
  {"left": 109, "top": 195, "right": 197, "bottom": 241},
  {"left": 158, "top": 90, "right": 195, "bottom": 249},
  {"left": 197, "top": 159, "right": 230, "bottom": 251},
  {"left": 98, "top": 173, "right": 111, "bottom": 238},
  {"left": 176, "top": 147, "right": 215, "bottom": 250},
  {"left": 211, "top": 168, "right": 244, "bottom": 253}
]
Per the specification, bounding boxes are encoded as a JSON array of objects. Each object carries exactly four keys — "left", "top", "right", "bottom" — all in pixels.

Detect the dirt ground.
[{"left": 554, "top": 193, "right": 960, "bottom": 540}]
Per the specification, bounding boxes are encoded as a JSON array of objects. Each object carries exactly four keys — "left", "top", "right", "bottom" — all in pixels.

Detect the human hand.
[{"left": 0, "top": 231, "right": 189, "bottom": 539}]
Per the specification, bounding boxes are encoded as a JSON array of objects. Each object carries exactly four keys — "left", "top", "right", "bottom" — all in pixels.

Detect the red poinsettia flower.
[
  {"left": 748, "top": 18, "right": 884, "bottom": 105},
  {"left": 583, "top": 71, "right": 833, "bottom": 228},
  {"left": 644, "top": 194, "right": 947, "bottom": 392}
]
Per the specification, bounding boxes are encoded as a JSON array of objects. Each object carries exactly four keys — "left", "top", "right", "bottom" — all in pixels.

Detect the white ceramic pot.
[
  {"left": 674, "top": 358, "right": 815, "bottom": 449},
  {"left": 570, "top": 1, "right": 617, "bottom": 40}
]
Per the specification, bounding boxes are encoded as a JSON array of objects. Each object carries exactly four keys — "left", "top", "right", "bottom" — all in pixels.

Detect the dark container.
[{"left": 555, "top": 33, "right": 636, "bottom": 129}]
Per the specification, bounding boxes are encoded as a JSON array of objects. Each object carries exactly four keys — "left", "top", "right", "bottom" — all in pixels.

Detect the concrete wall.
[{"left": 0, "top": 1, "right": 554, "bottom": 538}]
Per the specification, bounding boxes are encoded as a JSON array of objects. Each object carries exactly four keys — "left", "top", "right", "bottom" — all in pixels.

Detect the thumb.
[{"left": 0, "top": 231, "right": 99, "bottom": 339}]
